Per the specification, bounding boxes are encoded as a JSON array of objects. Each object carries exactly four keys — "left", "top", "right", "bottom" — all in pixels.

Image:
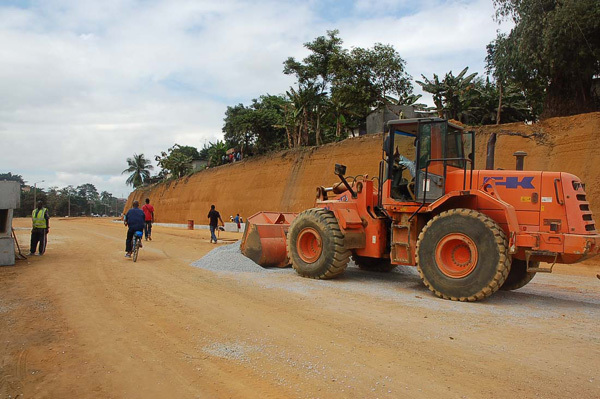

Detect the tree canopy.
[
  {"left": 154, "top": 144, "right": 199, "bottom": 178},
  {"left": 4, "top": 175, "right": 124, "bottom": 218},
  {"left": 223, "top": 95, "right": 287, "bottom": 155},
  {"left": 146, "top": 17, "right": 600, "bottom": 184},
  {"left": 0, "top": 172, "right": 25, "bottom": 185},
  {"left": 122, "top": 153, "right": 153, "bottom": 188},
  {"left": 487, "top": 0, "right": 600, "bottom": 117},
  {"left": 221, "top": 30, "right": 416, "bottom": 153}
]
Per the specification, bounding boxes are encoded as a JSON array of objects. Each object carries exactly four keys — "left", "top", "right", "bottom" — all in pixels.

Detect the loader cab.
[{"left": 383, "top": 118, "right": 474, "bottom": 204}]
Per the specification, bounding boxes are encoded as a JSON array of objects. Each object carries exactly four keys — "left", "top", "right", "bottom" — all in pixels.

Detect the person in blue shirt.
[
  {"left": 233, "top": 213, "right": 242, "bottom": 232},
  {"left": 123, "top": 200, "right": 145, "bottom": 258}
]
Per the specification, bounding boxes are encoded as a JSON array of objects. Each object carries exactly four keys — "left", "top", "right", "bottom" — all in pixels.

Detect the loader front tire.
[
  {"left": 500, "top": 259, "right": 537, "bottom": 291},
  {"left": 352, "top": 255, "right": 397, "bottom": 272},
  {"left": 416, "top": 209, "right": 511, "bottom": 301},
  {"left": 288, "top": 208, "right": 350, "bottom": 279}
]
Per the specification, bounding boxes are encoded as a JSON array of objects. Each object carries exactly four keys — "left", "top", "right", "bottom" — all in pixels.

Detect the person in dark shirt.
[
  {"left": 207, "top": 204, "right": 224, "bottom": 244},
  {"left": 124, "top": 200, "right": 146, "bottom": 257}
]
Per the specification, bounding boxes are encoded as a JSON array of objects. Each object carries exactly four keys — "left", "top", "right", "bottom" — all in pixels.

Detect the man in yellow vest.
[{"left": 30, "top": 200, "right": 50, "bottom": 256}]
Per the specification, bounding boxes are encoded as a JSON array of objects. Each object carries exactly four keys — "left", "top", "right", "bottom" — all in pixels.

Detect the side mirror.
[
  {"left": 383, "top": 135, "right": 391, "bottom": 157},
  {"left": 334, "top": 164, "right": 347, "bottom": 176}
]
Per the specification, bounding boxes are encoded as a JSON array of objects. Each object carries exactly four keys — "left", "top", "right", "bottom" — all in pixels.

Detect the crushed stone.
[
  {"left": 191, "top": 241, "right": 295, "bottom": 274},
  {"left": 202, "top": 341, "right": 261, "bottom": 362},
  {"left": 191, "top": 241, "right": 600, "bottom": 321}
]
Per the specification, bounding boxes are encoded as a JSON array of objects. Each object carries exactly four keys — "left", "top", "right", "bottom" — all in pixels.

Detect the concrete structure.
[
  {"left": 191, "top": 159, "right": 208, "bottom": 171},
  {"left": 113, "top": 221, "right": 244, "bottom": 233},
  {"left": 366, "top": 105, "right": 436, "bottom": 134},
  {"left": 0, "top": 181, "right": 21, "bottom": 265}
]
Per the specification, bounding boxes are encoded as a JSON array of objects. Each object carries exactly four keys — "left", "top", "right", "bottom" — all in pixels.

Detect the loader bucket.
[{"left": 241, "top": 212, "right": 298, "bottom": 268}]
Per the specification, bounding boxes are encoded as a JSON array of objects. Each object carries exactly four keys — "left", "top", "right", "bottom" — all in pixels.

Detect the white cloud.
[{"left": 0, "top": 0, "right": 507, "bottom": 196}]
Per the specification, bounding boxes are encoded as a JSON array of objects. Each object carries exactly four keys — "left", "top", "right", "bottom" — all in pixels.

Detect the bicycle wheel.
[{"left": 133, "top": 237, "right": 140, "bottom": 262}]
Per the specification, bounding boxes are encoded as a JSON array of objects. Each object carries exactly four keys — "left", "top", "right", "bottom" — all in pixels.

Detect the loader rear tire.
[
  {"left": 288, "top": 208, "right": 350, "bottom": 279},
  {"left": 416, "top": 209, "right": 511, "bottom": 302},
  {"left": 352, "top": 255, "right": 397, "bottom": 272},
  {"left": 500, "top": 259, "right": 537, "bottom": 290}
]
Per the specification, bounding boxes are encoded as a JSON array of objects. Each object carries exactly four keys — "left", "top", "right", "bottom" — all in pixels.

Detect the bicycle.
[{"left": 132, "top": 231, "right": 143, "bottom": 262}]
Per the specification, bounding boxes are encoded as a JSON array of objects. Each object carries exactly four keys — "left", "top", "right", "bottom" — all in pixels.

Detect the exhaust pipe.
[
  {"left": 513, "top": 151, "right": 527, "bottom": 171},
  {"left": 486, "top": 133, "right": 497, "bottom": 170}
]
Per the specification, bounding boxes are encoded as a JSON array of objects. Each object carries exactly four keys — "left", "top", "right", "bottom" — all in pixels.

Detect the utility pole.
[
  {"left": 33, "top": 180, "right": 44, "bottom": 207},
  {"left": 68, "top": 193, "right": 71, "bottom": 217}
]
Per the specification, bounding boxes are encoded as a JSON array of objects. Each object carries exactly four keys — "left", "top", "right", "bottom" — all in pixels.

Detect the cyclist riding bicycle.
[{"left": 124, "top": 200, "right": 145, "bottom": 258}]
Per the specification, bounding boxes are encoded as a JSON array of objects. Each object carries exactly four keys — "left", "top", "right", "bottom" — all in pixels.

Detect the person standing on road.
[
  {"left": 142, "top": 198, "right": 155, "bottom": 241},
  {"left": 124, "top": 200, "right": 145, "bottom": 258},
  {"left": 233, "top": 213, "right": 242, "bottom": 232},
  {"left": 29, "top": 200, "right": 49, "bottom": 256},
  {"left": 207, "top": 205, "right": 224, "bottom": 244}
]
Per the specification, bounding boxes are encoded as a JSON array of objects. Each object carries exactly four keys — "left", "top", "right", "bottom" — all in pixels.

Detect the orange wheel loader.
[{"left": 241, "top": 118, "right": 599, "bottom": 301}]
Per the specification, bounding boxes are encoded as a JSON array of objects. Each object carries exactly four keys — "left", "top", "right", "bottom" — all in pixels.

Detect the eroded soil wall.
[{"left": 126, "top": 112, "right": 600, "bottom": 223}]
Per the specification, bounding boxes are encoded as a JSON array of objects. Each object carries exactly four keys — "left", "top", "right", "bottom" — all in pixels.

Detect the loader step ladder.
[{"left": 391, "top": 221, "right": 413, "bottom": 264}]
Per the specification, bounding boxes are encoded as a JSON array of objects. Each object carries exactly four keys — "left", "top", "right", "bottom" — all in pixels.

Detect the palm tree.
[
  {"left": 441, "top": 67, "right": 478, "bottom": 120},
  {"left": 100, "top": 191, "right": 112, "bottom": 202},
  {"left": 122, "top": 153, "right": 153, "bottom": 188},
  {"left": 416, "top": 73, "right": 445, "bottom": 117},
  {"left": 416, "top": 67, "right": 478, "bottom": 120}
]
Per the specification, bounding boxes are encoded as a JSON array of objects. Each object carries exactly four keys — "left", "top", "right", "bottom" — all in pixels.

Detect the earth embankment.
[{"left": 126, "top": 112, "right": 600, "bottom": 223}]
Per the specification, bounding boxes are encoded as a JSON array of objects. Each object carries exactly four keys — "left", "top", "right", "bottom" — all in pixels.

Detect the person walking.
[
  {"left": 29, "top": 200, "right": 49, "bottom": 256},
  {"left": 142, "top": 198, "right": 155, "bottom": 241},
  {"left": 207, "top": 205, "right": 224, "bottom": 244},
  {"left": 233, "top": 213, "right": 242, "bottom": 232},
  {"left": 123, "top": 200, "right": 145, "bottom": 258}
]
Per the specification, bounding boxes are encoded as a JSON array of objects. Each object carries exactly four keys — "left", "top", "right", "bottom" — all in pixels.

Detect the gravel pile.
[
  {"left": 190, "top": 241, "right": 600, "bottom": 319},
  {"left": 191, "top": 241, "right": 296, "bottom": 274}
]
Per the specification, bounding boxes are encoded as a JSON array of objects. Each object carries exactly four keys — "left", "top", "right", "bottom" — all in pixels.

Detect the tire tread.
[
  {"left": 288, "top": 208, "right": 350, "bottom": 279},
  {"left": 415, "top": 208, "right": 511, "bottom": 302}
]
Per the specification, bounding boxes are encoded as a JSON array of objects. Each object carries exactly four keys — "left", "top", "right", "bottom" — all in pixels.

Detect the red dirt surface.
[{"left": 1, "top": 217, "right": 598, "bottom": 398}]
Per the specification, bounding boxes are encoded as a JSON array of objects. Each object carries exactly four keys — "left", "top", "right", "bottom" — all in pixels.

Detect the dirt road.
[{"left": 1, "top": 218, "right": 599, "bottom": 398}]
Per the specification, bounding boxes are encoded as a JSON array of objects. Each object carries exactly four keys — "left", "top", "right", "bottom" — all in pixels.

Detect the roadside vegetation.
[
  {"left": 134, "top": 0, "right": 599, "bottom": 186},
  {"left": 0, "top": 172, "right": 125, "bottom": 217}
]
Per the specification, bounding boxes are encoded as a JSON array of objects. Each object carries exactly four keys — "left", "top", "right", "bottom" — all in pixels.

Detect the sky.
[{"left": 0, "top": 0, "right": 509, "bottom": 198}]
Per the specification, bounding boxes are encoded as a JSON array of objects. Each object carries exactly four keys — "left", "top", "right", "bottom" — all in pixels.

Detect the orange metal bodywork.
[
  {"left": 444, "top": 169, "right": 599, "bottom": 264},
  {"left": 317, "top": 180, "right": 388, "bottom": 259},
  {"left": 299, "top": 165, "right": 597, "bottom": 268},
  {"left": 241, "top": 168, "right": 599, "bottom": 269}
]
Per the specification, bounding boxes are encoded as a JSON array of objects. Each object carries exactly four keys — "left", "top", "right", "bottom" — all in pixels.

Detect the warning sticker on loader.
[
  {"left": 422, "top": 179, "right": 430, "bottom": 192},
  {"left": 541, "top": 197, "right": 553, "bottom": 203}
]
